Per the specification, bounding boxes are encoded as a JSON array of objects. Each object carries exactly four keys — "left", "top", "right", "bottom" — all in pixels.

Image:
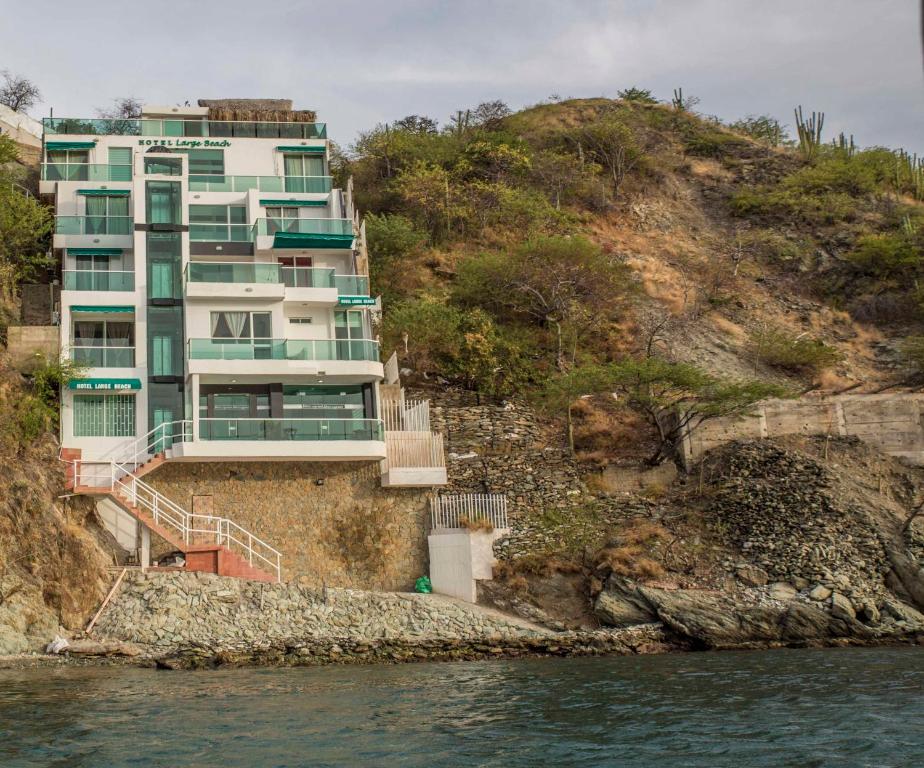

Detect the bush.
[
  {"left": 617, "top": 87, "right": 658, "bottom": 104},
  {"left": 847, "top": 232, "right": 921, "bottom": 278},
  {"left": 728, "top": 115, "right": 789, "bottom": 146},
  {"left": 750, "top": 328, "right": 842, "bottom": 373},
  {"left": 783, "top": 153, "right": 879, "bottom": 197},
  {"left": 730, "top": 187, "right": 858, "bottom": 225}
]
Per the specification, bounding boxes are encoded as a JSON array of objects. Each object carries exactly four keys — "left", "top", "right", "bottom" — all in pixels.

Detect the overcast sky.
[{"left": 2, "top": 0, "right": 922, "bottom": 152}]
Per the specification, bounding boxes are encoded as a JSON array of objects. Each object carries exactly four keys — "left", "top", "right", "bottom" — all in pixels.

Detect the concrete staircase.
[{"left": 63, "top": 423, "right": 282, "bottom": 583}]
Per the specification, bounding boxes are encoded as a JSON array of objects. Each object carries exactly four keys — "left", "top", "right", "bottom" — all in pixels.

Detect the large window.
[
  {"left": 107, "top": 147, "right": 132, "bottom": 181},
  {"left": 189, "top": 204, "right": 247, "bottom": 241},
  {"left": 210, "top": 311, "right": 272, "bottom": 340},
  {"left": 73, "top": 394, "right": 135, "bottom": 437},
  {"left": 145, "top": 181, "right": 181, "bottom": 225},
  {"left": 170, "top": 148, "right": 224, "bottom": 175},
  {"left": 72, "top": 320, "right": 135, "bottom": 367},
  {"left": 283, "top": 153, "right": 323, "bottom": 192},
  {"left": 147, "top": 232, "right": 182, "bottom": 300},
  {"left": 265, "top": 206, "right": 299, "bottom": 234},
  {"left": 85, "top": 194, "right": 130, "bottom": 234},
  {"left": 282, "top": 385, "right": 366, "bottom": 419}
]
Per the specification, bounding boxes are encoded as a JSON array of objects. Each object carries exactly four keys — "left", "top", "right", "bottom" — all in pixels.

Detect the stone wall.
[
  {"left": 5, "top": 325, "right": 58, "bottom": 371},
  {"left": 680, "top": 392, "right": 924, "bottom": 469},
  {"left": 145, "top": 461, "right": 430, "bottom": 590}
]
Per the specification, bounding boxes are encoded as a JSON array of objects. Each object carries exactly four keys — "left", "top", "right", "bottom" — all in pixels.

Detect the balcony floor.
[{"left": 170, "top": 439, "right": 387, "bottom": 462}]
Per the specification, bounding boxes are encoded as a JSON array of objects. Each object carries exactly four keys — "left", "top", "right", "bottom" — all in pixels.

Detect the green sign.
[
  {"left": 338, "top": 296, "right": 375, "bottom": 306},
  {"left": 137, "top": 138, "right": 231, "bottom": 148},
  {"left": 69, "top": 378, "right": 142, "bottom": 391}
]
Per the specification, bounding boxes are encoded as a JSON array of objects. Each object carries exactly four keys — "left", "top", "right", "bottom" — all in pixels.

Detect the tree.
[
  {"left": 597, "top": 358, "right": 787, "bottom": 465},
  {"left": 531, "top": 150, "right": 583, "bottom": 209},
  {"left": 0, "top": 188, "right": 54, "bottom": 288},
  {"left": 470, "top": 100, "right": 511, "bottom": 129},
  {"left": 392, "top": 115, "right": 438, "bottom": 134},
  {"left": 455, "top": 235, "right": 630, "bottom": 370},
  {"left": 0, "top": 71, "right": 40, "bottom": 112},
  {"left": 617, "top": 87, "right": 658, "bottom": 104},
  {"left": 574, "top": 114, "right": 641, "bottom": 198},
  {"left": 96, "top": 97, "right": 143, "bottom": 119},
  {"left": 365, "top": 213, "right": 426, "bottom": 301}
]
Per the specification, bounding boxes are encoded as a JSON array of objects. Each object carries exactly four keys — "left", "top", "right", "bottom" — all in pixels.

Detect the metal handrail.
[{"left": 430, "top": 494, "right": 509, "bottom": 531}]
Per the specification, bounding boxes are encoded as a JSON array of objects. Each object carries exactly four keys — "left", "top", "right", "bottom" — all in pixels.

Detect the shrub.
[
  {"left": 730, "top": 187, "right": 858, "bottom": 225},
  {"left": 847, "top": 232, "right": 921, "bottom": 278},
  {"left": 750, "top": 328, "right": 842, "bottom": 373},
  {"left": 617, "top": 87, "right": 658, "bottom": 104},
  {"left": 728, "top": 115, "right": 789, "bottom": 147},
  {"left": 783, "top": 153, "right": 879, "bottom": 197}
]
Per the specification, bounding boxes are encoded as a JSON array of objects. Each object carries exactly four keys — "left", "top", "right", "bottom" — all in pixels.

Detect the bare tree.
[
  {"left": 96, "top": 97, "right": 143, "bottom": 119},
  {"left": 0, "top": 71, "right": 41, "bottom": 112},
  {"left": 573, "top": 114, "right": 641, "bottom": 198}
]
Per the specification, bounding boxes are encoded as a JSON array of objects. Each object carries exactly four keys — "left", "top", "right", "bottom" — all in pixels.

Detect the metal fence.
[{"left": 430, "top": 494, "right": 508, "bottom": 531}]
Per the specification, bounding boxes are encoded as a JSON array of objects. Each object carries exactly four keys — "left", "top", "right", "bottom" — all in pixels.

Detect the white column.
[{"left": 140, "top": 526, "right": 151, "bottom": 570}]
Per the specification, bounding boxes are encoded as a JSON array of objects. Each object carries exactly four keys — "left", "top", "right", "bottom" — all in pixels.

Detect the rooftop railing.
[
  {"left": 188, "top": 337, "right": 380, "bottom": 362},
  {"left": 188, "top": 175, "right": 332, "bottom": 194},
  {"left": 42, "top": 163, "right": 132, "bottom": 182},
  {"left": 56, "top": 216, "right": 133, "bottom": 236},
  {"left": 44, "top": 117, "right": 327, "bottom": 139}
]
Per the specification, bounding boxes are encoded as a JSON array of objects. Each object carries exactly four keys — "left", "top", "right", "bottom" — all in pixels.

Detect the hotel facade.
[{"left": 45, "top": 100, "right": 445, "bottom": 488}]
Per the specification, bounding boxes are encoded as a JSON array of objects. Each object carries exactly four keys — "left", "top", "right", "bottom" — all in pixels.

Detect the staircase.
[{"left": 64, "top": 421, "right": 282, "bottom": 582}]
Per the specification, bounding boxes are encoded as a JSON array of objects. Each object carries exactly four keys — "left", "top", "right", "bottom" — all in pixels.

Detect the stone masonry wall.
[{"left": 145, "top": 461, "right": 430, "bottom": 590}]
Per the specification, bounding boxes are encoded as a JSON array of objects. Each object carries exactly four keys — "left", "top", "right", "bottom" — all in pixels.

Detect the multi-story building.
[{"left": 44, "top": 99, "right": 445, "bottom": 486}]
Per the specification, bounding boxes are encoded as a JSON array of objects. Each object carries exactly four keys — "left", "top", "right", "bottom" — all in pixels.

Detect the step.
[{"left": 185, "top": 545, "right": 278, "bottom": 582}]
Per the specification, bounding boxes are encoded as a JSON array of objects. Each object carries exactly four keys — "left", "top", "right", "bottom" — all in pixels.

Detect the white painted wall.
[{"left": 428, "top": 530, "right": 497, "bottom": 603}]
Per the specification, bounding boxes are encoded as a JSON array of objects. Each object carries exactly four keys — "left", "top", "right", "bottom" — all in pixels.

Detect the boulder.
[
  {"left": 830, "top": 593, "right": 856, "bottom": 622},
  {"left": 736, "top": 565, "right": 769, "bottom": 587},
  {"left": 881, "top": 598, "right": 924, "bottom": 627},
  {"left": 809, "top": 585, "right": 832, "bottom": 601},
  {"left": 769, "top": 582, "right": 798, "bottom": 601}
]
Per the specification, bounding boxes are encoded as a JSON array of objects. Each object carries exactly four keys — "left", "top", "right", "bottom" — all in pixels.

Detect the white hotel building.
[{"left": 44, "top": 100, "right": 445, "bottom": 487}]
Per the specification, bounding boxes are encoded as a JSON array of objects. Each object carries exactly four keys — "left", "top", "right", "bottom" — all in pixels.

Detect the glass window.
[
  {"left": 169, "top": 148, "right": 224, "bottom": 175},
  {"left": 265, "top": 206, "right": 299, "bottom": 234},
  {"left": 107, "top": 147, "right": 132, "bottom": 182},
  {"left": 145, "top": 181, "right": 181, "bottom": 225},
  {"left": 147, "top": 232, "right": 182, "bottom": 300},
  {"left": 74, "top": 394, "right": 135, "bottom": 437},
  {"left": 85, "top": 194, "right": 129, "bottom": 234},
  {"left": 210, "top": 311, "right": 271, "bottom": 340},
  {"left": 144, "top": 156, "right": 182, "bottom": 175},
  {"left": 151, "top": 335, "right": 173, "bottom": 376},
  {"left": 147, "top": 306, "right": 184, "bottom": 377},
  {"left": 282, "top": 385, "right": 365, "bottom": 419},
  {"left": 334, "top": 310, "right": 365, "bottom": 339}
]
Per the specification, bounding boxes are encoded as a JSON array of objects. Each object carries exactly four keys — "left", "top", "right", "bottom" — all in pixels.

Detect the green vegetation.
[
  {"left": 3, "top": 357, "right": 85, "bottom": 448},
  {"left": 749, "top": 328, "right": 842, "bottom": 374}
]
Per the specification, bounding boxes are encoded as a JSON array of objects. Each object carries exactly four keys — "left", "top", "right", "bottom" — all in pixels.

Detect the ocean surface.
[{"left": 0, "top": 647, "right": 921, "bottom": 767}]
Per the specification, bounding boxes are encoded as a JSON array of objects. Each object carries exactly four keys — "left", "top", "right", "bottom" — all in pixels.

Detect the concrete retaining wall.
[
  {"left": 5, "top": 325, "right": 58, "bottom": 371},
  {"left": 681, "top": 393, "right": 924, "bottom": 468}
]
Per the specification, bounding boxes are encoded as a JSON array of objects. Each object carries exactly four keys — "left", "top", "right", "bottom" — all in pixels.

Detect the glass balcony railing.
[
  {"left": 188, "top": 223, "right": 252, "bottom": 242},
  {"left": 56, "top": 216, "right": 133, "bottom": 235},
  {"left": 199, "top": 417, "right": 383, "bottom": 442},
  {"left": 185, "top": 263, "right": 369, "bottom": 294},
  {"left": 188, "top": 175, "right": 332, "bottom": 194},
  {"left": 63, "top": 271, "right": 135, "bottom": 291},
  {"left": 188, "top": 338, "right": 380, "bottom": 362},
  {"left": 44, "top": 117, "right": 327, "bottom": 140},
  {"left": 42, "top": 163, "right": 132, "bottom": 182},
  {"left": 255, "top": 218, "right": 354, "bottom": 237},
  {"left": 70, "top": 346, "right": 135, "bottom": 367},
  {"left": 333, "top": 275, "right": 370, "bottom": 295}
]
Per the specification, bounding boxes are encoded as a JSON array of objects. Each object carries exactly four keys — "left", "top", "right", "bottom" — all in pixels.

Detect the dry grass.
[{"left": 459, "top": 515, "right": 495, "bottom": 533}]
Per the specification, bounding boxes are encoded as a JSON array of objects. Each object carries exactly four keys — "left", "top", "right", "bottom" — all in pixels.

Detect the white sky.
[{"left": 2, "top": 0, "right": 922, "bottom": 152}]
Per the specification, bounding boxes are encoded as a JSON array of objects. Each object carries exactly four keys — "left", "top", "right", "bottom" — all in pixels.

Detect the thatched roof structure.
[{"left": 197, "top": 99, "right": 317, "bottom": 123}]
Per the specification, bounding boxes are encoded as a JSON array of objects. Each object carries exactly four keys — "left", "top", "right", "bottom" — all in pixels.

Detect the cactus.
[
  {"left": 794, "top": 106, "right": 824, "bottom": 159},
  {"left": 833, "top": 132, "right": 856, "bottom": 157},
  {"left": 672, "top": 88, "right": 684, "bottom": 111}
]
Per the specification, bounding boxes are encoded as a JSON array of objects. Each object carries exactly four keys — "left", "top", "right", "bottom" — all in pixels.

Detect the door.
[
  {"left": 152, "top": 408, "right": 174, "bottom": 453},
  {"left": 278, "top": 255, "right": 313, "bottom": 287}
]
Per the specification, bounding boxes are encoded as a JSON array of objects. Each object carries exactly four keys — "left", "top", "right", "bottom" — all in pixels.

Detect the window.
[
  {"left": 46, "top": 149, "right": 89, "bottom": 181},
  {"left": 72, "top": 320, "right": 135, "bottom": 367},
  {"left": 169, "top": 148, "right": 224, "bottom": 175},
  {"left": 283, "top": 153, "right": 324, "bottom": 192},
  {"left": 71, "top": 252, "right": 125, "bottom": 290},
  {"left": 85, "top": 194, "right": 130, "bottom": 234},
  {"left": 289, "top": 317, "right": 313, "bottom": 325},
  {"left": 108, "top": 147, "right": 132, "bottom": 181},
  {"left": 145, "top": 181, "right": 181, "bottom": 225},
  {"left": 277, "top": 254, "right": 313, "bottom": 287},
  {"left": 144, "top": 156, "right": 183, "bottom": 175},
  {"left": 151, "top": 335, "right": 173, "bottom": 376},
  {"left": 282, "top": 385, "right": 366, "bottom": 419},
  {"left": 147, "top": 232, "right": 181, "bottom": 300},
  {"left": 334, "top": 309, "right": 365, "bottom": 340},
  {"left": 190, "top": 204, "right": 247, "bottom": 241},
  {"left": 265, "top": 206, "right": 299, "bottom": 234},
  {"left": 73, "top": 394, "right": 135, "bottom": 437},
  {"left": 210, "top": 311, "right": 272, "bottom": 339}
]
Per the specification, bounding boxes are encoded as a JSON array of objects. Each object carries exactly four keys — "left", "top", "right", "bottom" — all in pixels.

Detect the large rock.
[
  {"left": 830, "top": 593, "right": 856, "bottom": 622},
  {"left": 594, "top": 578, "right": 658, "bottom": 627}
]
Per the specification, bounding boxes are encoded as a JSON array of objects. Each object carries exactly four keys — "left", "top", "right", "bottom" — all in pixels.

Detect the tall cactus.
[
  {"left": 672, "top": 88, "right": 685, "bottom": 111},
  {"left": 794, "top": 106, "right": 824, "bottom": 159}
]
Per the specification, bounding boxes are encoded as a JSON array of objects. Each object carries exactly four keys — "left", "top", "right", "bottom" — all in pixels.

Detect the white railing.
[
  {"left": 381, "top": 397, "right": 431, "bottom": 432},
  {"left": 383, "top": 432, "right": 445, "bottom": 470},
  {"left": 430, "top": 494, "right": 508, "bottom": 531},
  {"left": 70, "top": 459, "right": 282, "bottom": 581}
]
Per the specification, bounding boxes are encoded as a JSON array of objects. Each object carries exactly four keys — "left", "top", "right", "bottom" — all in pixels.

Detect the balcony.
[
  {"left": 63, "top": 270, "right": 135, "bottom": 292},
  {"left": 199, "top": 418, "right": 383, "bottom": 441},
  {"left": 44, "top": 117, "right": 327, "bottom": 140},
  {"left": 183, "top": 262, "right": 369, "bottom": 302},
  {"left": 42, "top": 163, "right": 132, "bottom": 182},
  {"left": 188, "top": 338, "right": 379, "bottom": 362},
  {"left": 70, "top": 345, "right": 135, "bottom": 367},
  {"left": 188, "top": 175, "right": 332, "bottom": 194}
]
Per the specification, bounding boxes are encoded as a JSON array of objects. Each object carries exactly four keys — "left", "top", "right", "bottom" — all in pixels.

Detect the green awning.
[
  {"left": 69, "top": 378, "right": 141, "bottom": 391},
  {"left": 77, "top": 189, "right": 131, "bottom": 196},
  {"left": 259, "top": 198, "right": 328, "bottom": 207},
  {"left": 67, "top": 248, "right": 124, "bottom": 256},
  {"left": 276, "top": 145, "right": 326, "bottom": 154},
  {"left": 46, "top": 141, "right": 97, "bottom": 150},
  {"left": 272, "top": 232, "right": 354, "bottom": 249},
  {"left": 70, "top": 305, "right": 134, "bottom": 313}
]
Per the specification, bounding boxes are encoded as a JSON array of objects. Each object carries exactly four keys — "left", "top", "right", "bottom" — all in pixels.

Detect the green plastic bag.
[{"left": 415, "top": 576, "right": 432, "bottom": 594}]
